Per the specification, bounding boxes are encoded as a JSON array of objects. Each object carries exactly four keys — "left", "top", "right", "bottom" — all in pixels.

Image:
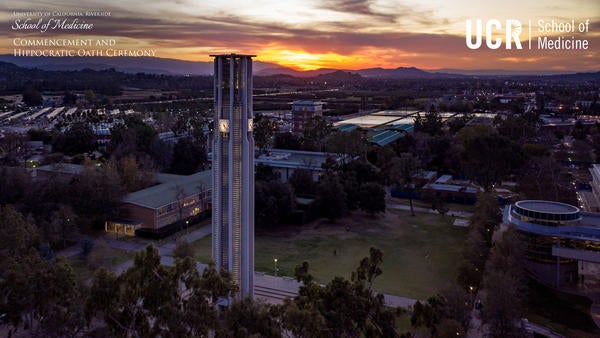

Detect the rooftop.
[
  {"left": 515, "top": 200, "right": 580, "bottom": 214},
  {"left": 255, "top": 149, "right": 348, "bottom": 170},
  {"left": 335, "top": 123, "right": 359, "bottom": 132},
  {"left": 123, "top": 170, "right": 211, "bottom": 209},
  {"left": 370, "top": 129, "right": 404, "bottom": 146},
  {"left": 292, "top": 100, "right": 324, "bottom": 105},
  {"left": 435, "top": 175, "right": 453, "bottom": 184},
  {"left": 424, "top": 183, "right": 479, "bottom": 194}
]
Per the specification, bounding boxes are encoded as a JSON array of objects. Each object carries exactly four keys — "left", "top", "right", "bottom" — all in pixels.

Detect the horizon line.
[{"left": 0, "top": 54, "right": 597, "bottom": 75}]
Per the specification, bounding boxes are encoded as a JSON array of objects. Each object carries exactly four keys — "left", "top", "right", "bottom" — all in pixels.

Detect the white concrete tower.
[{"left": 211, "top": 54, "right": 255, "bottom": 298}]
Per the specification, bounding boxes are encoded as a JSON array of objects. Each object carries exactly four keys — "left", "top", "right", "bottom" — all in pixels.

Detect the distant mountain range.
[{"left": 0, "top": 54, "right": 594, "bottom": 78}]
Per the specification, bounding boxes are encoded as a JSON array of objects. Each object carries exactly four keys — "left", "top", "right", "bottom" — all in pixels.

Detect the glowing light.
[{"left": 257, "top": 49, "right": 363, "bottom": 70}]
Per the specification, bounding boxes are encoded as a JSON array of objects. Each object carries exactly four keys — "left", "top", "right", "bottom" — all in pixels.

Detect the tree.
[
  {"left": 27, "top": 128, "right": 53, "bottom": 143},
  {"left": 84, "top": 89, "right": 96, "bottom": 104},
  {"left": 0, "top": 206, "right": 83, "bottom": 336},
  {"left": 326, "top": 129, "right": 368, "bottom": 159},
  {"left": 50, "top": 204, "right": 79, "bottom": 249},
  {"left": 470, "top": 192, "right": 502, "bottom": 245},
  {"left": 223, "top": 298, "right": 282, "bottom": 337},
  {"left": 110, "top": 116, "right": 158, "bottom": 156},
  {"left": 316, "top": 174, "right": 346, "bottom": 220},
  {"left": 289, "top": 169, "right": 316, "bottom": 196},
  {"left": 86, "top": 245, "right": 235, "bottom": 336},
  {"left": 0, "top": 205, "right": 39, "bottom": 257},
  {"left": 1, "top": 253, "right": 83, "bottom": 336},
  {"left": 22, "top": 86, "right": 42, "bottom": 106},
  {"left": 53, "top": 122, "right": 97, "bottom": 155},
  {"left": 63, "top": 91, "right": 77, "bottom": 105},
  {"left": 388, "top": 153, "right": 419, "bottom": 216},
  {"left": 255, "top": 180, "right": 295, "bottom": 228},
  {"left": 69, "top": 161, "right": 124, "bottom": 228},
  {"left": 414, "top": 111, "right": 443, "bottom": 135},
  {"left": 439, "top": 284, "right": 471, "bottom": 330},
  {"left": 456, "top": 193, "right": 499, "bottom": 289},
  {"left": 457, "top": 229, "right": 488, "bottom": 289},
  {"left": 170, "top": 137, "right": 205, "bottom": 175},
  {"left": 302, "top": 116, "right": 333, "bottom": 152},
  {"left": 447, "top": 113, "right": 473, "bottom": 134},
  {"left": 460, "top": 130, "right": 526, "bottom": 191},
  {"left": 274, "top": 132, "right": 302, "bottom": 150},
  {"left": 173, "top": 239, "right": 196, "bottom": 259},
  {"left": 150, "top": 138, "right": 173, "bottom": 171},
  {"left": 0, "top": 166, "right": 29, "bottom": 205},
  {"left": 496, "top": 113, "right": 539, "bottom": 141},
  {"left": 0, "top": 132, "right": 27, "bottom": 165},
  {"left": 481, "top": 228, "right": 527, "bottom": 337},
  {"left": 282, "top": 248, "right": 402, "bottom": 337},
  {"left": 338, "top": 160, "right": 380, "bottom": 211},
  {"left": 411, "top": 297, "right": 443, "bottom": 335},
  {"left": 254, "top": 114, "right": 278, "bottom": 155},
  {"left": 254, "top": 163, "right": 277, "bottom": 181},
  {"left": 171, "top": 110, "right": 209, "bottom": 145},
  {"left": 518, "top": 156, "right": 569, "bottom": 202},
  {"left": 117, "top": 155, "right": 156, "bottom": 192},
  {"left": 358, "top": 182, "right": 386, "bottom": 215}
]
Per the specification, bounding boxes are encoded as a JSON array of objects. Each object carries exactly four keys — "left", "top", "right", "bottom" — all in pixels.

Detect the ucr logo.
[{"left": 466, "top": 19, "right": 523, "bottom": 49}]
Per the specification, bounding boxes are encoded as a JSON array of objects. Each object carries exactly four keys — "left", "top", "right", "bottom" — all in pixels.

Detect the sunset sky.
[{"left": 1, "top": 0, "right": 599, "bottom": 71}]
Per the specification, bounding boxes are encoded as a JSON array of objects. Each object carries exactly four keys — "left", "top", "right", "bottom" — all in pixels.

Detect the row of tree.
[
  {"left": 0, "top": 208, "right": 406, "bottom": 337},
  {"left": 254, "top": 158, "right": 388, "bottom": 229}
]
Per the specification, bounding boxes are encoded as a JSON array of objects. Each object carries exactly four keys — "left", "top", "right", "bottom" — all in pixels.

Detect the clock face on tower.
[
  {"left": 248, "top": 118, "right": 253, "bottom": 131},
  {"left": 219, "top": 119, "right": 229, "bottom": 132}
]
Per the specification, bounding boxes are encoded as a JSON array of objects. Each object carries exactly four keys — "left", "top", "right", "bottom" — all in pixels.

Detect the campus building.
[
  {"left": 503, "top": 200, "right": 600, "bottom": 287},
  {"left": 255, "top": 149, "right": 349, "bottom": 182},
  {"left": 108, "top": 171, "right": 212, "bottom": 237},
  {"left": 292, "top": 100, "right": 323, "bottom": 134},
  {"left": 420, "top": 174, "right": 480, "bottom": 204},
  {"left": 211, "top": 54, "right": 255, "bottom": 298},
  {"left": 34, "top": 163, "right": 212, "bottom": 238}
]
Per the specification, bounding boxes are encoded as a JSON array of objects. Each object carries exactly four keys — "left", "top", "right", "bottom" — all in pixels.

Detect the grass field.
[
  {"left": 65, "top": 248, "right": 135, "bottom": 281},
  {"left": 193, "top": 209, "right": 467, "bottom": 299}
]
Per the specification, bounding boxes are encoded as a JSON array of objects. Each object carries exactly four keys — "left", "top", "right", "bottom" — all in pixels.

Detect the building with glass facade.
[
  {"left": 211, "top": 54, "right": 255, "bottom": 298},
  {"left": 504, "top": 200, "right": 600, "bottom": 286}
]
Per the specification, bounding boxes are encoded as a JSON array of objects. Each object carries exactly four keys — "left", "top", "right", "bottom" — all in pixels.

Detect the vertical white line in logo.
[{"left": 528, "top": 19, "right": 532, "bottom": 49}]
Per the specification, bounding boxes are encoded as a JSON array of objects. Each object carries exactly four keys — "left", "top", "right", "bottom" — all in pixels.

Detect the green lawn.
[
  {"left": 65, "top": 248, "right": 135, "bottom": 281},
  {"left": 193, "top": 210, "right": 467, "bottom": 299}
]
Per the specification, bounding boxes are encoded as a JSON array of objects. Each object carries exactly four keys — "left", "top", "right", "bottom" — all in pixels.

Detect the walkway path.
[
  {"left": 525, "top": 321, "right": 565, "bottom": 338},
  {"left": 55, "top": 244, "right": 84, "bottom": 258}
]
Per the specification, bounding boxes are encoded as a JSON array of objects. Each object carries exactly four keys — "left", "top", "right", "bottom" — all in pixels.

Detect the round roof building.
[{"left": 512, "top": 200, "right": 581, "bottom": 225}]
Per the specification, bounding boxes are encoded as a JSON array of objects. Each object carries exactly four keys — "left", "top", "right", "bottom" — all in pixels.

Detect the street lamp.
[
  {"left": 186, "top": 219, "right": 189, "bottom": 235},
  {"left": 274, "top": 258, "right": 278, "bottom": 276},
  {"left": 468, "top": 286, "right": 475, "bottom": 305}
]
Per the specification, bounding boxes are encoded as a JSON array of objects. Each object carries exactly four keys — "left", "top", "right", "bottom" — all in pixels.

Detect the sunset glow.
[
  {"left": 1, "top": 0, "right": 599, "bottom": 71},
  {"left": 258, "top": 49, "right": 363, "bottom": 71}
]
